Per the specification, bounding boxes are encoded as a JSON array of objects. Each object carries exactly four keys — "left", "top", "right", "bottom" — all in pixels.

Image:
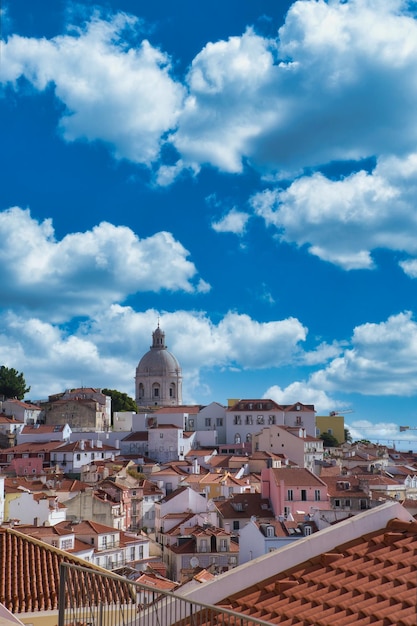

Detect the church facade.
[{"left": 135, "top": 325, "right": 183, "bottom": 408}]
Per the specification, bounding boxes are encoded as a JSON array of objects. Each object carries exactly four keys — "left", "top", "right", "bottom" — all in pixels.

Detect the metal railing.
[{"left": 58, "top": 562, "right": 273, "bottom": 626}]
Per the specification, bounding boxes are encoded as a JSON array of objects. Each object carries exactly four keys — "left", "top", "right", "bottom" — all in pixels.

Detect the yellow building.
[{"left": 315, "top": 414, "right": 345, "bottom": 444}]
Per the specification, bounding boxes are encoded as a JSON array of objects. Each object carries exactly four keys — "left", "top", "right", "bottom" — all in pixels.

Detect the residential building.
[
  {"left": 147, "top": 424, "right": 195, "bottom": 463},
  {"left": 42, "top": 387, "right": 111, "bottom": 432},
  {"left": 315, "top": 412, "right": 345, "bottom": 443},
  {"left": 16, "top": 423, "right": 72, "bottom": 445},
  {"left": 4, "top": 484, "right": 66, "bottom": 526},
  {"left": 20, "top": 519, "right": 150, "bottom": 571},
  {"left": 0, "top": 398, "right": 42, "bottom": 425},
  {"left": 261, "top": 467, "right": 331, "bottom": 518},
  {"left": 226, "top": 399, "right": 317, "bottom": 450},
  {"left": 162, "top": 522, "right": 239, "bottom": 582},
  {"left": 0, "top": 413, "right": 23, "bottom": 448},
  {"left": 214, "top": 492, "right": 274, "bottom": 537},
  {"left": 254, "top": 424, "right": 324, "bottom": 470},
  {"left": 0, "top": 441, "right": 62, "bottom": 474},
  {"left": 239, "top": 513, "right": 317, "bottom": 563},
  {"left": 50, "top": 438, "right": 119, "bottom": 475}
]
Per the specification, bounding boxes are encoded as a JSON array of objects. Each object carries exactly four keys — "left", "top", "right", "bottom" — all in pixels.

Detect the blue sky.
[{"left": 3, "top": 0, "right": 417, "bottom": 447}]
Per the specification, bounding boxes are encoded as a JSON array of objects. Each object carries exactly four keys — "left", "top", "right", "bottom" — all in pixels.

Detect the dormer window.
[{"left": 266, "top": 526, "right": 274, "bottom": 537}]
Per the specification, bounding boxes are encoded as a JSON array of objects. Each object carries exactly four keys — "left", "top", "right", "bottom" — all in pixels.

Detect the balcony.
[{"left": 58, "top": 562, "right": 273, "bottom": 626}]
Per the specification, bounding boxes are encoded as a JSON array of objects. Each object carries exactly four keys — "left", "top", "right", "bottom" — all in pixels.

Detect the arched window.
[
  {"left": 169, "top": 383, "right": 176, "bottom": 398},
  {"left": 138, "top": 383, "right": 144, "bottom": 399},
  {"left": 246, "top": 433, "right": 252, "bottom": 443},
  {"left": 234, "top": 433, "right": 241, "bottom": 444}
]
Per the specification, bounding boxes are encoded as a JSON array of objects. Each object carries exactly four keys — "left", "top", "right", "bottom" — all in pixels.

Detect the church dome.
[
  {"left": 137, "top": 346, "right": 181, "bottom": 375},
  {"left": 135, "top": 324, "right": 183, "bottom": 407}
]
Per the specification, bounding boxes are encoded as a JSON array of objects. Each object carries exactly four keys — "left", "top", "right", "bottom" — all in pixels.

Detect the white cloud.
[
  {"left": 211, "top": 209, "right": 251, "bottom": 235},
  {"left": 251, "top": 153, "right": 417, "bottom": 270},
  {"left": 311, "top": 311, "right": 417, "bottom": 395},
  {"left": 0, "top": 307, "right": 308, "bottom": 400},
  {"left": 346, "top": 420, "right": 407, "bottom": 445},
  {"left": 0, "top": 12, "right": 184, "bottom": 165},
  {"left": 172, "top": 0, "right": 417, "bottom": 175},
  {"left": 0, "top": 207, "right": 205, "bottom": 320},
  {"left": 263, "top": 381, "right": 337, "bottom": 413},
  {"left": 3, "top": 2, "right": 417, "bottom": 179}
]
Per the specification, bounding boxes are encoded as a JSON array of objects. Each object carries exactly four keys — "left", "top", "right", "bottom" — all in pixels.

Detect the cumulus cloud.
[
  {"left": 263, "top": 381, "right": 337, "bottom": 413},
  {"left": 2, "top": 1, "right": 417, "bottom": 179},
  {"left": 211, "top": 208, "right": 251, "bottom": 235},
  {"left": 0, "top": 12, "right": 184, "bottom": 165},
  {"left": 251, "top": 152, "right": 417, "bottom": 270},
  {"left": 0, "top": 307, "right": 309, "bottom": 401},
  {"left": 173, "top": 0, "right": 417, "bottom": 175},
  {"left": 0, "top": 207, "right": 205, "bottom": 320},
  {"left": 311, "top": 311, "right": 417, "bottom": 395}
]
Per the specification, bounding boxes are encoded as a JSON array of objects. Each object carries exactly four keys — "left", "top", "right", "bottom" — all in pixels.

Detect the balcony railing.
[{"left": 58, "top": 562, "right": 273, "bottom": 626}]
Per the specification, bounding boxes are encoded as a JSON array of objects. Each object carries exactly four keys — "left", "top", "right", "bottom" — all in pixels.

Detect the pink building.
[{"left": 261, "top": 467, "right": 331, "bottom": 519}]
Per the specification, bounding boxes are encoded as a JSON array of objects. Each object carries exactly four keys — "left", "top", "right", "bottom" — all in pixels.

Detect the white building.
[
  {"left": 0, "top": 399, "right": 42, "bottom": 424},
  {"left": 147, "top": 424, "right": 195, "bottom": 464},
  {"left": 51, "top": 439, "right": 119, "bottom": 474}
]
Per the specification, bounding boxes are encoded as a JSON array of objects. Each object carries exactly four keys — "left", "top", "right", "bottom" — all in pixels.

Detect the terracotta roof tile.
[
  {"left": 207, "top": 516, "right": 417, "bottom": 625},
  {"left": 0, "top": 528, "right": 133, "bottom": 615}
]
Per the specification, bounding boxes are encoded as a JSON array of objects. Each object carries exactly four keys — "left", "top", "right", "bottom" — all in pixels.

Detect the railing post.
[{"left": 58, "top": 563, "right": 66, "bottom": 626}]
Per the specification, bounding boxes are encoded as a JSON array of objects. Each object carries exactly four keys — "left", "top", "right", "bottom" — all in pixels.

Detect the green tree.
[
  {"left": 320, "top": 432, "right": 339, "bottom": 447},
  {"left": 102, "top": 388, "right": 137, "bottom": 415},
  {"left": 0, "top": 366, "right": 30, "bottom": 400},
  {"left": 344, "top": 428, "right": 352, "bottom": 443}
]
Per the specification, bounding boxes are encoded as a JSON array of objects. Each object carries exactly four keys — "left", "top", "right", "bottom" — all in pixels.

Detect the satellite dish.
[{"left": 190, "top": 556, "right": 199, "bottom": 568}]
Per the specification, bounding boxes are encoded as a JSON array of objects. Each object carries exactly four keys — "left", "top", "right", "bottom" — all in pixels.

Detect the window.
[
  {"left": 216, "top": 418, "right": 223, "bottom": 426},
  {"left": 189, "top": 418, "right": 194, "bottom": 428},
  {"left": 205, "top": 418, "right": 211, "bottom": 427},
  {"left": 334, "top": 499, "right": 340, "bottom": 508},
  {"left": 304, "top": 526, "right": 312, "bottom": 536},
  {"left": 246, "top": 433, "right": 252, "bottom": 442},
  {"left": 130, "top": 547, "right": 136, "bottom": 561},
  {"left": 233, "top": 520, "right": 240, "bottom": 530},
  {"left": 246, "top": 415, "right": 253, "bottom": 425},
  {"left": 266, "top": 526, "right": 274, "bottom": 537},
  {"left": 160, "top": 433, "right": 163, "bottom": 438},
  {"left": 154, "top": 387, "right": 159, "bottom": 397},
  {"left": 229, "top": 556, "right": 237, "bottom": 565},
  {"left": 234, "top": 416, "right": 241, "bottom": 425},
  {"left": 200, "top": 539, "right": 208, "bottom": 552},
  {"left": 257, "top": 415, "right": 264, "bottom": 425},
  {"left": 268, "top": 415, "right": 275, "bottom": 425},
  {"left": 234, "top": 433, "right": 241, "bottom": 444},
  {"left": 344, "top": 499, "right": 351, "bottom": 507},
  {"left": 314, "top": 490, "right": 321, "bottom": 501},
  {"left": 76, "top": 454, "right": 81, "bottom": 461},
  {"left": 284, "top": 506, "right": 291, "bottom": 517},
  {"left": 287, "top": 489, "right": 294, "bottom": 501},
  {"left": 61, "top": 538, "right": 73, "bottom": 550},
  {"left": 296, "top": 415, "right": 302, "bottom": 425},
  {"left": 139, "top": 546, "right": 143, "bottom": 559},
  {"left": 301, "top": 489, "right": 307, "bottom": 501},
  {"left": 327, "top": 428, "right": 333, "bottom": 435},
  {"left": 219, "top": 539, "right": 227, "bottom": 551}
]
